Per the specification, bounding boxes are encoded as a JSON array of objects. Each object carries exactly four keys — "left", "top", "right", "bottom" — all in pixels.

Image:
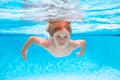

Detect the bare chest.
[{"left": 48, "top": 46, "right": 74, "bottom": 57}]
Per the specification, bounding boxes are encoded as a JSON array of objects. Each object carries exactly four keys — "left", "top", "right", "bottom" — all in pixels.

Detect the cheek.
[
  {"left": 64, "top": 39, "right": 69, "bottom": 42},
  {"left": 55, "top": 37, "right": 59, "bottom": 40}
]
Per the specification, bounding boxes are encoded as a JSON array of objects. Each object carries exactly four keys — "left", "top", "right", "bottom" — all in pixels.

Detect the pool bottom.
[
  {"left": 8, "top": 69, "right": 120, "bottom": 80},
  {"left": 1, "top": 57, "right": 120, "bottom": 80}
]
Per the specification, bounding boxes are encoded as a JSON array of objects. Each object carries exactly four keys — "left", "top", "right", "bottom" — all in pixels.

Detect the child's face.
[{"left": 53, "top": 29, "right": 70, "bottom": 46}]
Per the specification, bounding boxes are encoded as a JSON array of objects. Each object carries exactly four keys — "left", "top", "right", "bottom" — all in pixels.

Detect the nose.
[
  {"left": 59, "top": 38, "right": 66, "bottom": 43},
  {"left": 59, "top": 38, "right": 65, "bottom": 41}
]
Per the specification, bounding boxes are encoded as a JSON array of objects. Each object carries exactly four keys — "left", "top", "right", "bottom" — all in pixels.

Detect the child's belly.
[{"left": 49, "top": 49, "right": 72, "bottom": 57}]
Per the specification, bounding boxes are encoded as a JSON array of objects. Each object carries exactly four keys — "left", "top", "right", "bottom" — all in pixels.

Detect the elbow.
[
  {"left": 28, "top": 36, "right": 36, "bottom": 43},
  {"left": 81, "top": 40, "right": 86, "bottom": 48}
]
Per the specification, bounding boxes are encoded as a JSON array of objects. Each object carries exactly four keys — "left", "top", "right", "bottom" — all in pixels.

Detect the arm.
[
  {"left": 76, "top": 40, "right": 86, "bottom": 57},
  {"left": 21, "top": 36, "right": 44, "bottom": 61}
]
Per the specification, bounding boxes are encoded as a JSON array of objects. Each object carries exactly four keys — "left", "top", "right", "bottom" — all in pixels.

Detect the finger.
[
  {"left": 26, "top": 50, "right": 28, "bottom": 54},
  {"left": 24, "top": 56, "right": 26, "bottom": 61},
  {"left": 23, "top": 54, "right": 26, "bottom": 61},
  {"left": 76, "top": 52, "right": 79, "bottom": 54},
  {"left": 22, "top": 53, "right": 26, "bottom": 61}
]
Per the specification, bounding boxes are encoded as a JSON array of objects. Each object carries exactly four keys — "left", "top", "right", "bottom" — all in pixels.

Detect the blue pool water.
[{"left": 0, "top": 0, "right": 120, "bottom": 80}]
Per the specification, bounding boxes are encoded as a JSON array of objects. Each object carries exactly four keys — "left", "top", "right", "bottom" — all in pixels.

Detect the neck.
[{"left": 51, "top": 39, "right": 69, "bottom": 50}]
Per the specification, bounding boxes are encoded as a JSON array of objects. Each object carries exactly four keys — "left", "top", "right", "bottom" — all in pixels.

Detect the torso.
[
  {"left": 42, "top": 39, "right": 79, "bottom": 57},
  {"left": 48, "top": 44, "right": 73, "bottom": 57}
]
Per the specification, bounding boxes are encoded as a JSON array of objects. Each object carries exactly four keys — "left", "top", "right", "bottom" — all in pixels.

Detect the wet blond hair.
[{"left": 46, "top": 20, "right": 71, "bottom": 36}]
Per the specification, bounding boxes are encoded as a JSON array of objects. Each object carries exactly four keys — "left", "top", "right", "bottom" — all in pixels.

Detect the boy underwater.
[{"left": 21, "top": 20, "right": 86, "bottom": 60}]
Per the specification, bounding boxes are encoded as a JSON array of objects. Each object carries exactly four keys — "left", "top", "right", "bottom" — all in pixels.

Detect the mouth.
[
  {"left": 60, "top": 43, "right": 64, "bottom": 44},
  {"left": 59, "top": 42, "right": 65, "bottom": 45}
]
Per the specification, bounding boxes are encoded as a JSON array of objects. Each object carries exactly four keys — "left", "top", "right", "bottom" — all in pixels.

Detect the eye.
[
  {"left": 64, "top": 36, "right": 68, "bottom": 38},
  {"left": 57, "top": 36, "right": 60, "bottom": 38}
]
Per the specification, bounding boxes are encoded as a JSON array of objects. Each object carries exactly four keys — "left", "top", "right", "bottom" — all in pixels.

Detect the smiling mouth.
[
  {"left": 59, "top": 42, "right": 65, "bottom": 45},
  {"left": 60, "top": 43, "right": 64, "bottom": 44}
]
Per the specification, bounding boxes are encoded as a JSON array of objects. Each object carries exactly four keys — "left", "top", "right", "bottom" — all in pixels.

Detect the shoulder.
[
  {"left": 30, "top": 36, "right": 50, "bottom": 47},
  {"left": 69, "top": 40, "right": 79, "bottom": 48},
  {"left": 30, "top": 36, "right": 46, "bottom": 44},
  {"left": 39, "top": 39, "right": 52, "bottom": 49},
  {"left": 69, "top": 40, "right": 86, "bottom": 48}
]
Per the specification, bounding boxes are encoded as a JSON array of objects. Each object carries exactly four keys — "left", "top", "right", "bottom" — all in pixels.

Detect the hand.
[
  {"left": 76, "top": 52, "right": 83, "bottom": 58},
  {"left": 21, "top": 49, "right": 28, "bottom": 61}
]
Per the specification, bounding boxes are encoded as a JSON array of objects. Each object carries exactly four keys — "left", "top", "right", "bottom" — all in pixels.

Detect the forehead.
[{"left": 54, "top": 29, "right": 70, "bottom": 35}]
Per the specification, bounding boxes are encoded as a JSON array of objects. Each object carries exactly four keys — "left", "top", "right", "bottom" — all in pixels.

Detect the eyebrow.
[{"left": 55, "top": 33, "right": 70, "bottom": 36}]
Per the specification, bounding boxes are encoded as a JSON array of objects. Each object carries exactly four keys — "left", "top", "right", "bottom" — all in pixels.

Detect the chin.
[
  {"left": 59, "top": 44, "right": 65, "bottom": 46},
  {"left": 58, "top": 45, "right": 65, "bottom": 48}
]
